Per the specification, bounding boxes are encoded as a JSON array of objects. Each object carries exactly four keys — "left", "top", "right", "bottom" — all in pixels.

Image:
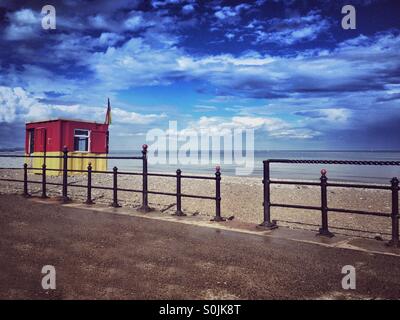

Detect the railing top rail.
[
  {"left": 0, "top": 154, "right": 143, "bottom": 160},
  {"left": 68, "top": 156, "right": 143, "bottom": 160},
  {"left": 265, "top": 159, "right": 400, "bottom": 166}
]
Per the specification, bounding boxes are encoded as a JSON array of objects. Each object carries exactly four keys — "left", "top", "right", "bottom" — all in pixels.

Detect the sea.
[{"left": 0, "top": 150, "right": 399, "bottom": 184}]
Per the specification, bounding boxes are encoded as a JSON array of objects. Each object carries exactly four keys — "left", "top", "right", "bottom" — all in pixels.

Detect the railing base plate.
[
  {"left": 61, "top": 197, "right": 71, "bottom": 204},
  {"left": 137, "top": 206, "right": 154, "bottom": 213},
  {"left": 211, "top": 216, "right": 226, "bottom": 222},
  {"left": 257, "top": 222, "right": 278, "bottom": 230},
  {"left": 317, "top": 229, "right": 335, "bottom": 238},
  {"left": 172, "top": 211, "right": 186, "bottom": 217}
]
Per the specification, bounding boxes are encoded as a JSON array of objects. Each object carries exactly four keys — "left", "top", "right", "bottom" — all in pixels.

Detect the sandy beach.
[{"left": 0, "top": 169, "right": 395, "bottom": 240}]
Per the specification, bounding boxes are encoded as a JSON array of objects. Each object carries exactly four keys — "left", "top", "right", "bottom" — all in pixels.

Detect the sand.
[{"left": 0, "top": 169, "right": 396, "bottom": 240}]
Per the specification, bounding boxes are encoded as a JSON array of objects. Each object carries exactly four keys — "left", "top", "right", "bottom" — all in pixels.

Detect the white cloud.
[
  {"left": 87, "top": 11, "right": 155, "bottom": 33},
  {"left": 124, "top": 15, "right": 143, "bottom": 30},
  {"left": 151, "top": 0, "right": 183, "bottom": 8},
  {"left": 4, "top": 28, "right": 399, "bottom": 119},
  {"left": 175, "top": 31, "right": 400, "bottom": 100},
  {"left": 4, "top": 9, "right": 40, "bottom": 40},
  {"left": 12, "top": 8, "right": 37, "bottom": 24},
  {"left": 88, "top": 37, "right": 183, "bottom": 89},
  {"left": 98, "top": 32, "right": 125, "bottom": 46},
  {"left": 174, "top": 116, "right": 319, "bottom": 139},
  {"left": 122, "top": 11, "right": 157, "bottom": 31},
  {"left": 214, "top": 4, "right": 251, "bottom": 20},
  {"left": 254, "top": 10, "right": 331, "bottom": 45},
  {"left": 194, "top": 105, "right": 217, "bottom": 112},
  {"left": 0, "top": 87, "right": 51, "bottom": 122},
  {"left": 112, "top": 108, "right": 166, "bottom": 124},
  {"left": 295, "top": 108, "right": 351, "bottom": 124},
  {"left": 6, "top": 30, "right": 397, "bottom": 123},
  {"left": 0, "top": 86, "right": 164, "bottom": 125},
  {"left": 88, "top": 14, "right": 109, "bottom": 29},
  {"left": 182, "top": 4, "right": 195, "bottom": 14},
  {"left": 225, "top": 32, "right": 235, "bottom": 40}
]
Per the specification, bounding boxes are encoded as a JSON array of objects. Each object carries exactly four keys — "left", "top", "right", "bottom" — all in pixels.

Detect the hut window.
[
  {"left": 28, "top": 129, "right": 35, "bottom": 154},
  {"left": 74, "top": 129, "right": 89, "bottom": 152}
]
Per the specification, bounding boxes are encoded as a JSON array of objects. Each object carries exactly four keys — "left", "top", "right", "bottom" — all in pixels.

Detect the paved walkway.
[{"left": 0, "top": 194, "right": 399, "bottom": 299}]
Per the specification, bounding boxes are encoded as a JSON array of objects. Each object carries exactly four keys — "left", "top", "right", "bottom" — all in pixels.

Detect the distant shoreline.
[
  {"left": 0, "top": 148, "right": 24, "bottom": 152},
  {"left": 1, "top": 148, "right": 400, "bottom": 153}
]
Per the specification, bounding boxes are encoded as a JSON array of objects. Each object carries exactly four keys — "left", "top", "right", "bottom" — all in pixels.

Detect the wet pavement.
[{"left": 0, "top": 194, "right": 400, "bottom": 299}]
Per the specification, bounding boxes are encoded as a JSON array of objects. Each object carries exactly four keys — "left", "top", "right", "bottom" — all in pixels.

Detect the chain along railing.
[
  {"left": 0, "top": 144, "right": 224, "bottom": 221},
  {"left": 258, "top": 159, "right": 400, "bottom": 247}
]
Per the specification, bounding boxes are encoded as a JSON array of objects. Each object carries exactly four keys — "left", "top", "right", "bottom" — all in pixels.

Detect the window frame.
[
  {"left": 28, "top": 129, "right": 35, "bottom": 154},
  {"left": 73, "top": 129, "right": 90, "bottom": 153}
]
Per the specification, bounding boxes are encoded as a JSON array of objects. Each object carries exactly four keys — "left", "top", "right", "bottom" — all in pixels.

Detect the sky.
[{"left": 0, "top": 0, "right": 399, "bottom": 150}]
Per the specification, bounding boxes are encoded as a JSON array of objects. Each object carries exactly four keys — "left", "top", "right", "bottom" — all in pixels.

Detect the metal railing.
[
  {"left": 259, "top": 159, "right": 400, "bottom": 247},
  {"left": 0, "top": 145, "right": 224, "bottom": 221}
]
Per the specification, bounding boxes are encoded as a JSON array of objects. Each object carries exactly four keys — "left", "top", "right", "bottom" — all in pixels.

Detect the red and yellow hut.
[{"left": 25, "top": 102, "right": 111, "bottom": 175}]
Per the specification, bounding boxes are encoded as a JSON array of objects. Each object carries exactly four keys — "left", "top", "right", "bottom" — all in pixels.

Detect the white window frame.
[
  {"left": 28, "top": 129, "right": 35, "bottom": 154},
  {"left": 73, "top": 129, "right": 90, "bottom": 153}
]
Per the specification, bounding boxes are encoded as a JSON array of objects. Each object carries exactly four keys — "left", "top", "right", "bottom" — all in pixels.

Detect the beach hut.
[
  {"left": 25, "top": 118, "right": 109, "bottom": 175},
  {"left": 25, "top": 103, "right": 111, "bottom": 175}
]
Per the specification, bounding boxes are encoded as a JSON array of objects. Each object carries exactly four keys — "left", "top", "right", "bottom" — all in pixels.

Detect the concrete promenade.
[{"left": 0, "top": 194, "right": 399, "bottom": 299}]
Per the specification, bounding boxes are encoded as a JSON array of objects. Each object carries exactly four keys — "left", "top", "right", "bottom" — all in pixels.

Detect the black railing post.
[
  {"left": 258, "top": 160, "right": 277, "bottom": 230},
  {"left": 318, "top": 169, "right": 334, "bottom": 237},
  {"left": 62, "top": 146, "right": 69, "bottom": 203},
  {"left": 111, "top": 166, "right": 121, "bottom": 208},
  {"left": 85, "top": 162, "right": 94, "bottom": 205},
  {"left": 23, "top": 163, "right": 30, "bottom": 198},
  {"left": 138, "top": 144, "right": 153, "bottom": 212},
  {"left": 211, "top": 166, "right": 225, "bottom": 222},
  {"left": 173, "top": 169, "right": 186, "bottom": 216},
  {"left": 41, "top": 163, "right": 48, "bottom": 198},
  {"left": 387, "top": 177, "right": 399, "bottom": 247}
]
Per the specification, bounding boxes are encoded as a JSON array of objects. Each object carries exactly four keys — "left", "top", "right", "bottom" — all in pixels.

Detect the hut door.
[
  {"left": 90, "top": 131, "right": 107, "bottom": 153},
  {"left": 32, "top": 127, "right": 46, "bottom": 169},
  {"left": 34, "top": 128, "right": 47, "bottom": 153}
]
